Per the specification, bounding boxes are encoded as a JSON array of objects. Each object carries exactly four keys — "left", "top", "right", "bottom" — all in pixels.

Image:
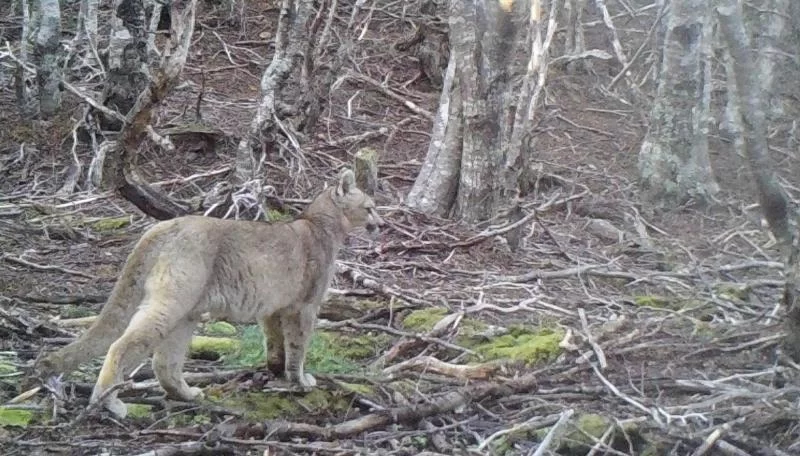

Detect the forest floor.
[{"left": 1, "top": 1, "right": 800, "bottom": 455}]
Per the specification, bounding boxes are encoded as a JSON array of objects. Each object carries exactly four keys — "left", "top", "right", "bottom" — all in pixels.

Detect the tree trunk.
[
  {"left": 96, "top": 0, "right": 153, "bottom": 188},
  {"left": 33, "top": 0, "right": 62, "bottom": 118},
  {"left": 73, "top": 0, "right": 100, "bottom": 67},
  {"left": 233, "top": 0, "right": 314, "bottom": 184},
  {"left": 408, "top": 0, "right": 551, "bottom": 223},
  {"left": 716, "top": 0, "right": 799, "bottom": 361},
  {"left": 637, "top": 0, "right": 718, "bottom": 207}
]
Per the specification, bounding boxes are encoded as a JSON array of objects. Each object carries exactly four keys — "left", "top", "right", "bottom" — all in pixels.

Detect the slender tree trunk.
[
  {"left": 73, "top": 0, "right": 100, "bottom": 67},
  {"left": 34, "top": 0, "right": 62, "bottom": 118},
  {"left": 637, "top": 0, "right": 718, "bottom": 206},
  {"left": 716, "top": 0, "right": 799, "bottom": 361}
]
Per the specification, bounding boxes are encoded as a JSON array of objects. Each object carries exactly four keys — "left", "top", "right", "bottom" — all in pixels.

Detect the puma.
[{"left": 33, "top": 169, "right": 383, "bottom": 418}]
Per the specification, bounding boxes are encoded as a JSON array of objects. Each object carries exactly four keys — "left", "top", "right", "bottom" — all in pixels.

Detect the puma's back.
[{"left": 33, "top": 169, "right": 383, "bottom": 417}]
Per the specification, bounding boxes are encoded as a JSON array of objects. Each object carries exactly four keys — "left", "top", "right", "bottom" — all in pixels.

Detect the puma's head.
[{"left": 332, "top": 168, "right": 384, "bottom": 237}]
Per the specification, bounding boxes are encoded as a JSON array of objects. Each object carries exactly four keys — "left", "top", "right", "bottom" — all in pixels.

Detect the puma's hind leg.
[
  {"left": 90, "top": 307, "right": 192, "bottom": 418},
  {"left": 280, "top": 307, "right": 318, "bottom": 388},
  {"left": 260, "top": 313, "right": 286, "bottom": 377},
  {"left": 152, "top": 319, "right": 203, "bottom": 402}
]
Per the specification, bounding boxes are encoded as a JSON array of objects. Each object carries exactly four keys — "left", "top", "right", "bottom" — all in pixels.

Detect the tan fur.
[{"left": 33, "top": 169, "right": 383, "bottom": 418}]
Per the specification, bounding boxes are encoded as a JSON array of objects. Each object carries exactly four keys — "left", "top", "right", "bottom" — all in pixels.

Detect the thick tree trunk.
[
  {"left": 33, "top": 0, "right": 61, "bottom": 118},
  {"left": 638, "top": 0, "right": 718, "bottom": 206},
  {"left": 407, "top": 0, "right": 543, "bottom": 223}
]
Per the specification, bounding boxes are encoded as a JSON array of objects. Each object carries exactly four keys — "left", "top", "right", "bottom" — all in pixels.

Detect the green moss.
[
  {"left": 338, "top": 382, "right": 375, "bottom": 396},
  {"left": 401, "top": 307, "right": 448, "bottom": 332},
  {"left": 0, "top": 407, "right": 34, "bottom": 427},
  {"left": 91, "top": 216, "right": 131, "bottom": 232},
  {"left": 212, "top": 388, "right": 352, "bottom": 421},
  {"left": 125, "top": 403, "right": 154, "bottom": 419},
  {"left": 714, "top": 282, "right": 750, "bottom": 301},
  {"left": 189, "top": 336, "right": 240, "bottom": 360},
  {"left": 203, "top": 321, "right": 238, "bottom": 337},
  {"left": 59, "top": 305, "right": 96, "bottom": 319},
  {"left": 0, "top": 364, "right": 17, "bottom": 375},
  {"left": 632, "top": 295, "right": 675, "bottom": 309},
  {"left": 470, "top": 326, "right": 564, "bottom": 366},
  {"left": 306, "top": 330, "right": 390, "bottom": 374},
  {"left": 217, "top": 392, "right": 301, "bottom": 420},
  {"left": 266, "top": 209, "right": 292, "bottom": 223},
  {"left": 568, "top": 413, "right": 611, "bottom": 445}
]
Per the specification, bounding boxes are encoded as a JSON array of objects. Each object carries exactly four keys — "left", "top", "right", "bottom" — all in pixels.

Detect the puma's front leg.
[
  {"left": 280, "top": 308, "right": 317, "bottom": 388},
  {"left": 260, "top": 313, "right": 285, "bottom": 377}
]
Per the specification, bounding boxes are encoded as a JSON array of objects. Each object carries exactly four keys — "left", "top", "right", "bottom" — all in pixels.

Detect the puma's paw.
[
  {"left": 186, "top": 386, "right": 205, "bottom": 400},
  {"left": 165, "top": 385, "right": 205, "bottom": 402},
  {"left": 285, "top": 371, "right": 317, "bottom": 388},
  {"left": 299, "top": 372, "right": 317, "bottom": 388},
  {"left": 103, "top": 397, "right": 128, "bottom": 419}
]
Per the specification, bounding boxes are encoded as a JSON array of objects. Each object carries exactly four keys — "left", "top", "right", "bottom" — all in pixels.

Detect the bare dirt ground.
[{"left": 1, "top": 1, "right": 799, "bottom": 455}]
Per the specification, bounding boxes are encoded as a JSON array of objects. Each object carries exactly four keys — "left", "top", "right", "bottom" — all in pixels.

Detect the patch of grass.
[
  {"left": 469, "top": 325, "right": 564, "bottom": 366},
  {"left": 226, "top": 325, "right": 389, "bottom": 375}
]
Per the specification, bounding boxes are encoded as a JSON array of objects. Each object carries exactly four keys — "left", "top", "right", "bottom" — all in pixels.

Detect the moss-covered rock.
[
  {"left": 203, "top": 321, "right": 238, "bottom": 337},
  {"left": 189, "top": 336, "right": 240, "bottom": 360}
]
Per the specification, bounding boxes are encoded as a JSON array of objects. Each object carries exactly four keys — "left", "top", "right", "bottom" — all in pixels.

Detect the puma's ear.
[{"left": 337, "top": 169, "right": 356, "bottom": 196}]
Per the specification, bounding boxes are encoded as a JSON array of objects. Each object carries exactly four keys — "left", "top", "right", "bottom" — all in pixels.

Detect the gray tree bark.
[
  {"left": 716, "top": 0, "right": 799, "bottom": 361},
  {"left": 33, "top": 0, "right": 62, "bottom": 118},
  {"left": 637, "top": 0, "right": 718, "bottom": 207},
  {"left": 408, "top": 0, "right": 554, "bottom": 223}
]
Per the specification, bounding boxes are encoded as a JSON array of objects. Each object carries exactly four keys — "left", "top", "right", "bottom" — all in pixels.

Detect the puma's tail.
[{"left": 33, "top": 231, "right": 160, "bottom": 379}]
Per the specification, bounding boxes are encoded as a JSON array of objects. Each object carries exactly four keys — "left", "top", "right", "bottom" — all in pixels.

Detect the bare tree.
[
  {"left": 407, "top": 0, "right": 559, "bottom": 222},
  {"left": 638, "top": 0, "right": 718, "bottom": 207},
  {"left": 716, "top": 0, "right": 800, "bottom": 360},
  {"left": 14, "top": 0, "right": 62, "bottom": 118},
  {"left": 33, "top": 0, "right": 62, "bottom": 118}
]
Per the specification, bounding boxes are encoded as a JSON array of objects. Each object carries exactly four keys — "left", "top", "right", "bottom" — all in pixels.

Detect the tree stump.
[{"left": 353, "top": 147, "right": 379, "bottom": 196}]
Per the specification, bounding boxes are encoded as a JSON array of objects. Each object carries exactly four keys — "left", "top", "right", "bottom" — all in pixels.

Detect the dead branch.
[
  {"left": 1, "top": 253, "right": 95, "bottom": 280},
  {"left": 345, "top": 69, "right": 434, "bottom": 121}
]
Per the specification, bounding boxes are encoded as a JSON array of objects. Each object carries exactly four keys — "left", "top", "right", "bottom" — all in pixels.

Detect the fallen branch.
[
  {"left": 1, "top": 254, "right": 95, "bottom": 280},
  {"left": 382, "top": 355, "right": 506, "bottom": 380}
]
